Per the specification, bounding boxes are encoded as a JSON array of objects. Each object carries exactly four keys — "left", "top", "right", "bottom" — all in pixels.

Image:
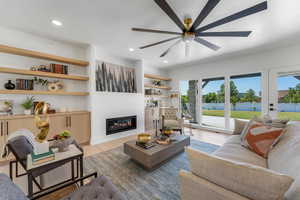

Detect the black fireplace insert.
[{"left": 106, "top": 116, "right": 137, "bottom": 135}]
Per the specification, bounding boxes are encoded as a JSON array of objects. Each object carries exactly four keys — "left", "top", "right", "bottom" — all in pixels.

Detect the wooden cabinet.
[
  {"left": 69, "top": 113, "right": 90, "bottom": 144},
  {"left": 7, "top": 118, "right": 38, "bottom": 136},
  {"left": 0, "top": 111, "right": 91, "bottom": 149}
]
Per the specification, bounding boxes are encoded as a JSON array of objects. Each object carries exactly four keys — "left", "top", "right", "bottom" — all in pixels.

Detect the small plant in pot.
[
  {"left": 53, "top": 130, "right": 73, "bottom": 152},
  {"left": 21, "top": 96, "right": 35, "bottom": 115}
]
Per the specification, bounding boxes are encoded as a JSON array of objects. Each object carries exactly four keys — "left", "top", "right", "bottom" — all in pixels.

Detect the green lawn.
[{"left": 203, "top": 110, "right": 300, "bottom": 120}]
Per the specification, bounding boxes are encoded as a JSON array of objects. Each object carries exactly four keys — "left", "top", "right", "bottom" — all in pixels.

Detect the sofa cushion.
[
  {"left": 164, "top": 119, "right": 180, "bottom": 128},
  {"left": 268, "top": 121, "right": 300, "bottom": 200},
  {"left": 186, "top": 147, "right": 294, "bottom": 200},
  {"left": 214, "top": 142, "right": 267, "bottom": 168}
]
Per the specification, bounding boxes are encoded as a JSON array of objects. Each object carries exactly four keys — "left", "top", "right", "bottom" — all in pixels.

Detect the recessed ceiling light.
[
  {"left": 51, "top": 19, "right": 63, "bottom": 26},
  {"left": 163, "top": 60, "right": 169, "bottom": 64},
  {"left": 129, "top": 48, "right": 135, "bottom": 52}
]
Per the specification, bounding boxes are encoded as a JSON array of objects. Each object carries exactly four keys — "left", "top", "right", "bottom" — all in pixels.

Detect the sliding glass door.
[
  {"left": 199, "top": 73, "right": 263, "bottom": 131},
  {"left": 180, "top": 80, "right": 198, "bottom": 123},
  {"left": 181, "top": 67, "right": 300, "bottom": 132},
  {"left": 201, "top": 77, "right": 226, "bottom": 129},
  {"left": 229, "top": 73, "right": 262, "bottom": 130},
  {"left": 269, "top": 67, "right": 300, "bottom": 121}
]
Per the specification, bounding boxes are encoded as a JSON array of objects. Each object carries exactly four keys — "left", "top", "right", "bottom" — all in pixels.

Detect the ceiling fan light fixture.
[{"left": 183, "top": 32, "right": 195, "bottom": 43}]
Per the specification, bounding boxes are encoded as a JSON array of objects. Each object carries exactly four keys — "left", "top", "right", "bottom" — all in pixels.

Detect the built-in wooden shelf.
[
  {"left": 0, "top": 67, "right": 89, "bottom": 81},
  {"left": 145, "top": 95, "right": 169, "bottom": 98},
  {"left": 0, "top": 90, "right": 89, "bottom": 96},
  {"left": 0, "top": 44, "right": 89, "bottom": 67},
  {"left": 144, "top": 74, "right": 172, "bottom": 81},
  {"left": 144, "top": 84, "right": 172, "bottom": 90}
]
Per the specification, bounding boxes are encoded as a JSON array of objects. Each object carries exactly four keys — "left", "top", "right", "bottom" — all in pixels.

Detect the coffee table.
[{"left": 124, "top": 135, "right": 190, "bottom": 170}]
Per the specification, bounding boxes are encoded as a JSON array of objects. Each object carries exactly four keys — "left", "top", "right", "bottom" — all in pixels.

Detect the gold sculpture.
[{"left": 34, "top": 102, "right": 50, "bottom": 143}]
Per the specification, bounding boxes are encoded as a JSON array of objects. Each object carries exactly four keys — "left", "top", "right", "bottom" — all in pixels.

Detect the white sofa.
[{"left": 180, "top": 121, "right": 300, "bottom": 200}]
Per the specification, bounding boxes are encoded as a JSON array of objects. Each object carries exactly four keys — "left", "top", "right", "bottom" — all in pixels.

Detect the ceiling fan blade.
[
  {"left": 160, "top": 40, "right": 182, "bottom": 57},
  {"left": 195, "top": 1, "right": 267, "bottom": 33},
  {"left": 154, "top": 0, "right": 186, "bottom": 31},
  {"left": 190, "top": 0, "right": 221, "bottom": 31},
  {"left": 196, "top": 31, "right": 252, "bottom": 37},
  {"left": 132, "top": 28, "right": 182, "bottom": 35},
  {"left": 194, "top": 37, "right": 220, "bottom": 51},
  {"left": 140, "top": 36, "right": 181, "bottom": 49}
]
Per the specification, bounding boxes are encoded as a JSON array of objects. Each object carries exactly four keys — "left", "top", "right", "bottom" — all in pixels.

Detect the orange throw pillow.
[{"left": 241, "top": 122, "right": 285, "bottom": 158}]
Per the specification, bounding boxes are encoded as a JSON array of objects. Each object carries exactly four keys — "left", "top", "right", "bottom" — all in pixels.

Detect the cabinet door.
[
  {"left": 69, "top": 113, "right": 90, "bottom": 144},
  {"left": 48, "top": 115, "right": 69, "bottom": 139},
  {"left": 145, "top": 109, "right": 154, "bottom": 131},
  {"left": 0, "top": 121, "right": 6, "bottom": 157},
  {"left": 7, "top": 118, "right": 38, "bottom": 136}
]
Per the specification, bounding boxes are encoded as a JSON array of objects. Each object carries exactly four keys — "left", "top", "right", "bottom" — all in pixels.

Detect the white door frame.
[{"left": 268, "top": 65, "right": 300, "bottom": 118}]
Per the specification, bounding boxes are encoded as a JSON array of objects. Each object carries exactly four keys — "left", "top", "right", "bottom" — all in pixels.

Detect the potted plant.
[
  {"left": 21, "top": 96, "right": 35, "bottom": 115},
  {"left": 53, "top": 130, "right": 73, "bottom": 152}
]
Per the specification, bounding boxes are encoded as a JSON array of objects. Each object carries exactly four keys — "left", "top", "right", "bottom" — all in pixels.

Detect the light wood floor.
[{"left": 0, "top": 128, "right": 230, "bottom": 200}]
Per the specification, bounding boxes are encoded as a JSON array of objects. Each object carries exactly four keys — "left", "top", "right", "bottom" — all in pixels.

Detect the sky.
[{"left": 180, "top": 75, "right": 300, "bottom": 96}]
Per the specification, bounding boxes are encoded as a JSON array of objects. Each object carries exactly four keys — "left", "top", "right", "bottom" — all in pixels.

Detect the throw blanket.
[{"left": 1, "top": 129, "right": 35, "bottom": 158}]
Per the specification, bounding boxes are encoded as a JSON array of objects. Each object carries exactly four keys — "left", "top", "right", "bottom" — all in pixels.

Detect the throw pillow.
[
  {"left": 241, "top": 121, "right": 285, "bottom": 158},
  {"left": 186, "top": 147, "right": 294, "bottom": 200},
  {"left": 233, "top": 119, "right": 248, "bottom": 135},
  {"left": 240, "top": 116, "right": 289, "bottom": 141}
]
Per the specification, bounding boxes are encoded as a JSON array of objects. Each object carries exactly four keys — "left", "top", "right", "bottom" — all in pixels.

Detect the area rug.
[{"left": 84, "top": 140, "right": 219, "bottom": 200}]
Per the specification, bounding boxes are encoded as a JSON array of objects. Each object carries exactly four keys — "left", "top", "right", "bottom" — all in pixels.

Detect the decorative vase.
[
  {"left": 4, "top": 80, "right": 15, "bottom": 90},
  {"left": 53, "top": 137, "right": 73, "bottom": 152},
  {"left": 24, "top": 109, "right": 32, "bottom": 115}
]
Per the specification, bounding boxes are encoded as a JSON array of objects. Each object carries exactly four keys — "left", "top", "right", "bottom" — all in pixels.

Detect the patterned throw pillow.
[{"left": 241, "top": 121, "right": 285, "bottom": 158}]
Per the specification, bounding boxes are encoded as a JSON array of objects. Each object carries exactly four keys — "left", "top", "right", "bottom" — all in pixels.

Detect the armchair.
[{"left": 160, "top": 107, "right": 184, "bottom": 134}]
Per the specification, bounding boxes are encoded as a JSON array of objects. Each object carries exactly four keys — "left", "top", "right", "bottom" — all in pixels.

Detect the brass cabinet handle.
[
  {"left": 0, "top": 121, "right": 3, "bottom": 136},
  {"left": 69, "top": 116, "right": 72, "bottom": 127},
  {"left": 66, "top": 116, "right": 69, "bottom": 127},
  {"left": 6, "top": 121, "right": 8, "bottom": 136}
]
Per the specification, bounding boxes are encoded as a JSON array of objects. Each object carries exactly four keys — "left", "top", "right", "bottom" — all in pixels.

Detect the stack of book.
[
  {"left": 31, "top": 149, "right": 55, "bottom": 165},
  {"left": 16, "top": 79, "right": 34, "bottom": 90},
  {"left": 50, "top": 63, "right": 68, "bottom": 74}
]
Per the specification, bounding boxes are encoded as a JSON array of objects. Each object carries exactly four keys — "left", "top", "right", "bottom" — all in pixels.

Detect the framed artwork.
[{"left": 95, "top": 61, "right": 137, "bottom": 93}]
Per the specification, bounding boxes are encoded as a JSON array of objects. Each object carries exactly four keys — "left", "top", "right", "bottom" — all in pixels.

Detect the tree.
[
  {"left": 218, "top": 81, "right": 240, "bottom": 110},
  {"left": 241, "top": 89, "right": 258, "bottom": 103},
  {"left": 203, "top": 92, "right": 218, "bottom": 103},
  {"left": 282, "top": 84, "right": 300, "bottom": 103}
]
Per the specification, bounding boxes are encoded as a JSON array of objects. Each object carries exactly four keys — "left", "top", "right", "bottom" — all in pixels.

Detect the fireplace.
[{"left": 106, "top": 116, "right": 137, "bottom": 135}]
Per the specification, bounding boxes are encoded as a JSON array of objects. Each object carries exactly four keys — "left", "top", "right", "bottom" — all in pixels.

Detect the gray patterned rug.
[{"left": 84, "top": 140, "right": 219, "bottom": 200}]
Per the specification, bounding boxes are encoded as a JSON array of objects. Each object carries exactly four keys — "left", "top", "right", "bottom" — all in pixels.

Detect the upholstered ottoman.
[{"left": 62, "top": 175, "right": 125, "bottom": 200}]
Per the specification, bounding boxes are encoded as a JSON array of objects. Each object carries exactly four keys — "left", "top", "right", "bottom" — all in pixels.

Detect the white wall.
[
  {"left": 0, "top": 26, "right": 89, "bottom": 114},
  {"left": 167, "top": 43, "right": 300, "bottom": 89},
  {"left": 88, "top": 45, "right": 145, "bottom": 145}
]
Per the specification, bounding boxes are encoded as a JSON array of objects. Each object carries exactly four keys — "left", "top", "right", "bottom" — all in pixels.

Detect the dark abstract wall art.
[{"left": 95, "top": 61, "right": 137, "bottom": 93}]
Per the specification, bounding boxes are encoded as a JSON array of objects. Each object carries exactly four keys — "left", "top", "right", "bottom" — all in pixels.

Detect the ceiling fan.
[{"left": 132, "top": 0, "right": 268, "bottom": 58}]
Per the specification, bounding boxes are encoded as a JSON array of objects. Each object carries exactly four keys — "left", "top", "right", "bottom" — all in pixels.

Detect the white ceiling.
[{"left": 0, "top": 0, "right": 300, "bottom": 69}]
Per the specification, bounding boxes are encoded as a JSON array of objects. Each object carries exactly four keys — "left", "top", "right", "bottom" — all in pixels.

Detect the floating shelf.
[
  {"left": 144, "top": 74, "right": 172, "bottom": 81},
  {"left": 0, "top": 44, "right": 89, "bottom": 67},
  {"left": 0, "top": 90, "right": 89, "bottom": 96},
  {"left": 144, "top": 84, "right": 172, "bottom": 90},
  {"left": 145, "top": 95, "right": 169, "bottom": 98},
  {"left": 0, "top": 67, "right": 89, "bottom": 81}
]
